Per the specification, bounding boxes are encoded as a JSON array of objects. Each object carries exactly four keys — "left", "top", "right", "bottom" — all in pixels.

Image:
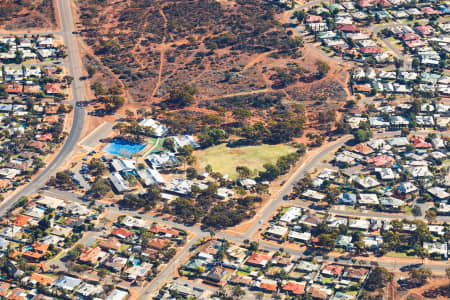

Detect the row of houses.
[
  {"left": 179, "top": 239, "right": 371, "bottom": 300},
  {"left": 0, "top": 35, "right": 62, "bottom": 62}
]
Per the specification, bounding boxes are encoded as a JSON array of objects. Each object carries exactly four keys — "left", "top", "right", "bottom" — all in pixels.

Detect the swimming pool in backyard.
[{"left": 103, "top": 138, "right": 146, "bottom": 158}]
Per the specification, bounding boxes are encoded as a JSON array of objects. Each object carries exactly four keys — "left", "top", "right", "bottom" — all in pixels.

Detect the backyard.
[{"left": 195, "top": 143, "right": 297, "bottom": 180}]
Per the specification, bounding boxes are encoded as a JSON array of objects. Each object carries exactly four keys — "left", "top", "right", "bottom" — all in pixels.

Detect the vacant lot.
[
  {"left": 195, "top": 143, "right": 296, "bottom": 179},
  {"left": 0, "top": 0, "right": 56, "bottom": 31}
]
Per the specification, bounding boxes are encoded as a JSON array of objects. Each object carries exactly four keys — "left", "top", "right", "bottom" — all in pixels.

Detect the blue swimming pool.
[
  {"left": 131, "top": 258, "right": 142, "bottom": 266},
  {"left": 104, "top": 138, "right": 146, "bottom": 158}
]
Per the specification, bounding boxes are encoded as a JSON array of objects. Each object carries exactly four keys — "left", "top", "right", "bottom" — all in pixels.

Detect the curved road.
[{"left": 0, "top": 0, "right": 86, "bottom": 214}]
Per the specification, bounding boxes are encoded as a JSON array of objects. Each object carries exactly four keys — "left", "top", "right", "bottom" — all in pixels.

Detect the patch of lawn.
[
  {"left": 195, "top": 143, "right": 297, "bottom": 180},
  {"left": 235, "top": 270, "right": 250, "bottom": 276},
  {"left": 404, "top": 206, "right": 413, "bottom": 216},
  {"left": 280, "top": 207, "right": 290, "bottom": 214},
  {"left": 386, "top": 251, "right": 408, "bottom": 258},
  {"left": 148, "top": 138, "right": 166, "bottom": 153},
  {"left": 120, "top": 244, "right": 130, "bottom": 252},
  {"left": 322, "top": 276, "right": 333, "bottom": 283}
]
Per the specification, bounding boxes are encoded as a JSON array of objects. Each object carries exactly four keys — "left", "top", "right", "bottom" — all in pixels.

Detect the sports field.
[{"left": 195, "top": 143, "right": 297, "bottom": 180}]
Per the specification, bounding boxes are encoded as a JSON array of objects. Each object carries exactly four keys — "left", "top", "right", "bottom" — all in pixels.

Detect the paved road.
[
  {"left": 0, "top": 0, "right": 86, "bottom": 214},
  {"left": 138, "top": 233, "right": 203, "bottom": 300}
]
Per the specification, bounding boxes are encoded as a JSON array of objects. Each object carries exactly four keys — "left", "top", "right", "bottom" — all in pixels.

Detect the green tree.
[
  {"left": 315, "top": 60, "right": 330, "bottom": 79},
  {"left": 88, "top": 158, "right": 107, "bottom": 176},
  {"left": 408, "top": 267, "right": 432, "bottom": 286},
  {"left": 86, "top": 65, "right": 97, "bottom": 78},
  {"left": 411, "top": 205, "right": 422, "bottom": 216},
  {"left": 167, "top": 83, "right": 197, "bottom": 107},
  {"left": 232, "top": 285, "right": 246, "bottom": 298},
  {"left": 163, "top": 138, "right": 176, "bottom": 152},
  {"left": 365, "top": 267, "right": 393, "bottom": 291},
  {"left": 89, "top": 178, "right": 111, "bottom": 198},
  {"left": 236, "top": 166, "right": 251, "bottom": 179},
  {"left": 425, "top": 209, "right": 437, "bottom": 224},
  {"left": 353, "top": 129, "right": 372, "bottom": 143}
]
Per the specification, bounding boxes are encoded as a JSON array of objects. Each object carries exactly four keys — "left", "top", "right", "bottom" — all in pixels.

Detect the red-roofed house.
[
  {"left": 148, "top": 238, "right": 171, "bottom": 250},
  {"left": 366, "top": 155, "right": 395, "bottom": 167},
  {"left": 0, "top": 179, "right": 9, "bottom": 192},
  {"left": 400, "top": 33, "right": 420, "bottom": 41},
  {"left": 410, "top": 136, "right": 432, "bottom": 148},
  {"left": 306, "top": 15, "right": 323, "bottom": 23},
  {"left": 111, "top": 228, "right": 134, "bottom": 240},
  {"left": 405, "top": 39, "right": 426, "bottom": 48},
  {"left": 373, "top": 0, "right": 392, "bottom": 7},
  {"left": 149, "top": 224, "right": 179, "bottom": 237},
  {"left": 352, "top": 84, "right": 372, "bottom": 93},
  {"left": 246, "top": 252, "right": 271, "bottom": 267},
  {"left": 421, "top": 7, "right": 441, "bottom": 15},
  {"left": 342, "top": 267, "right": 369, "bottom": 281},
  {"left": 13, "top": 215, "right": 31, "bottom": 227},
  {"left": 37, "top": 133, "right": 52, "bottom": 142},
  {"left": 8, "top": 288, "right": 27, "bottom": 300},
  {"left": 23, "top": 242, "right": 49, "bottom": 262},
  {"left": 360, "top": 46, "right": 382, "bottom": 54},
  {"left": 351, "top": 143, "right": 374, "bottom": 155},
  {"left": 337, "top": 24, "right": 360, "bottom": 33},
  {"left": 359, "top": 0, "right": 372, "bottom": 7},
  {"left": 29, "top": 141, "right": 47, "bottom": 150},
  {"left": 283, "top": 281, "right": 306, "bottom": 295},
  {"left": 0, "top": 282, "right": 10, "bottom": 297},
  {"left": 415, "top": 25, "right": 434, "bottom": 36},
  {"left": 45, "top": 83, "right": 63, "bottom": 95},
  {"left": 79, "top": 246, "right": 106, "bottom": 265},
  {"left": 257, "top": 279, "right": 277, "bottom": 292},
  {"left": 5, "top": 84, "right": 22, "bottom": 94},
  {"left": 322, "top": 264, "right": 344, "bottom": 277}
]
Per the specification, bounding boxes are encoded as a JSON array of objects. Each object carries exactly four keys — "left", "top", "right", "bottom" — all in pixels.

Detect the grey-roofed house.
[
  {"left": 302, "top": 189, "right": 326, "bottom": 201},
  {"left": 348, "top": 219, "right": 370, "bottom": 231},
  {"left": 53, "top": 275, "right": 82, "bottom": 292},
  {"left": 375, "top": 168, "right": 395, "bottom": 181},
  {"left": 369, "top": 117, "right": 389, "bottom": 128},
  {"left": 380, "top": 197, "right": 404, "bottom": 208},
  {"left": 164, "top": 178, "right": 207, "bottom": 196},
  {"left": 110, "top": 159, "right": 136, "bottom": 173},
  {"left": 76, "top": 282, "right": 103, "bottom": 298},
  {"left": 103, "top": 254, "right": 127, "bottom": 272},
  {"left": 106, "top": 289, "right": 128, "bottom": 300},
  {"left": 386, "top": 137, "right": 409, "bottom": 147},
  {"left": 336, "top": 235, "right": 353, "bottom": 250},
  {"left": 406, "top": 166, "right": 432, "bottom": 178},
  {"left": 427, "top": 186, "right": 450, "bottom": 200},
  {"left": 266, "top": 225, "right": 288, "bottom": 241},
  {"left": 397, "top": 182, "right": 417, "bottom": 194},
  {"left": 137, "top": 168, "right": 165, "bottom": 186},
  {"left": 338, "top": 193, "right": 356, "bottom": 205},
  {"left": 280, "top": 206, "right": 302, "bottom": 224},
  {"left": 146, "top": 152, "right": 180, "bottom": 169},
  {"left": 352, "top": 176, "right": 380, "bottom": 189},
  {"left": 108, "top": 172, "right": 131, "bottom": 193},
  {"left": 288, "top": 231, "right": 311, "bottom": 242},
  {"left": 359, "top": 193, "right": 379, "bottom": 205},
  {"left": 390, "top": 115, "right": 409, "bottom": 127},
  {"left": 170, "top": 135, "right": 200, "bottom": 150}
]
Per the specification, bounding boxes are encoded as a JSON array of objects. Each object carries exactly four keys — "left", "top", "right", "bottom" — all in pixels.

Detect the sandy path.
[{"left": 151, "top": 8, "right": 168, "bottom": 99}]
